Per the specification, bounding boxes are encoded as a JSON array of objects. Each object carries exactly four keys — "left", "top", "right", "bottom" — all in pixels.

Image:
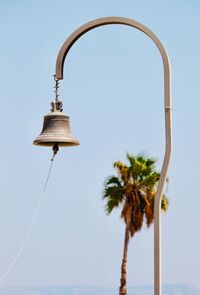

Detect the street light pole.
[{"left": 54, "top": 17, "right": 172, "bottom": 295}]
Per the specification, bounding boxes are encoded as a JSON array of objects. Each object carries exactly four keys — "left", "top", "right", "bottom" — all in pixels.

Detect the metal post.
[{"left": 54, "top": 17, "right": 172, "bottom": 295}]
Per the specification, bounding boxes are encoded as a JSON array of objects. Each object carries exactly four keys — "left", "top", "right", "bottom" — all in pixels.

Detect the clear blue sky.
[{"left": 0, "top": 0, "right": 200, "bottom": 289}]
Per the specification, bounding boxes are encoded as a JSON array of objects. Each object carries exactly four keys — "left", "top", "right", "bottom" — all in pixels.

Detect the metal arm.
[{"left": 55, "top": 16, "right": 172, "bottom": 295}]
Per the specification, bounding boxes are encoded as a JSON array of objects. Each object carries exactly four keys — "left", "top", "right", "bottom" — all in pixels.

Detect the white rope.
[{"left": 0, "top": 158, "right": 55, "bottom": 284}]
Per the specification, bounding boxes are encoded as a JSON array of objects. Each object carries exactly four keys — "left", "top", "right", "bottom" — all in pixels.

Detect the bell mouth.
[{"left": 33, "top": 138, "right": 80, "bottom": 147}]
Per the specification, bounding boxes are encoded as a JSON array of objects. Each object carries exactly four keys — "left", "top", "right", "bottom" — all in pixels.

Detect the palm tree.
[{"left": 103, "top": 153, "right": 168, "bottom": 295}]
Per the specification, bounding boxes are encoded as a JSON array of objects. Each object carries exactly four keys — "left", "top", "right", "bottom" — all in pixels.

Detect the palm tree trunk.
[{"left": 119, "top": 225, "right": 129, "bottom": 295}]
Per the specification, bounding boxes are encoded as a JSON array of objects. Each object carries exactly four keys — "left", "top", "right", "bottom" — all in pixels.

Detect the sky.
[{"left": 0, "top": 0, "right": 200, "bottom": 290}]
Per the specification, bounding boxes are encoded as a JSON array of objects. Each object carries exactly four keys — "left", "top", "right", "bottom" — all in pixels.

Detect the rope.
[
  {"left": 0, "top": 154, "right": 56, "bottom": 284},
  {"left": 43, "top": 155, "right": 55, "bottom": 192}
]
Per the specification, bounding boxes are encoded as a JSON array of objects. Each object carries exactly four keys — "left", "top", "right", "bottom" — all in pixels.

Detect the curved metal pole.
[{"left": 55, "top": 16, "right": 172, "bottom": 295}]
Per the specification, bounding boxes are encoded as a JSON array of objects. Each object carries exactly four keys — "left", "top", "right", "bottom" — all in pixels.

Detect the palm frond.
[
  {"left": 103, "top": 179, "right": 124, "bottom": 214},
  {"left": 161, "top": 195, "right": 169, "bottom": 212},
  {"left": 105, "top": 195, "right": 123, "bottom": 214},
  {"left": 140, "top": 172, "right": 160, "bottom": 187},
  {"left": 104, "top": 175, "right": 122, "bottom": 187}
]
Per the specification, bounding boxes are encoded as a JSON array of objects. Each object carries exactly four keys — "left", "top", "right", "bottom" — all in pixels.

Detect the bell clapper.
[{"left": 51, "top": 143, "right": 59, "bottom": 161}]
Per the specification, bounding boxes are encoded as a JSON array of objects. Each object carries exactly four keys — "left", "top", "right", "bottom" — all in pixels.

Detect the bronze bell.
[{"left": 33, "top": 100, "right": 79, "bottom": 147}]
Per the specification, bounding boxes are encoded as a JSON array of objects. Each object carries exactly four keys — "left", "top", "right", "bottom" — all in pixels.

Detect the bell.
[{"left": 33, "top": 100, "right": 79, "bottom": 147}]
